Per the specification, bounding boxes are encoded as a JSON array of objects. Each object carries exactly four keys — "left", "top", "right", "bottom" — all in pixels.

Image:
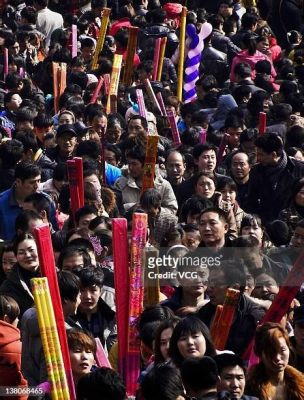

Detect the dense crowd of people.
[{"left": 2, "top": 0, "right": 304, "bottom": 399}]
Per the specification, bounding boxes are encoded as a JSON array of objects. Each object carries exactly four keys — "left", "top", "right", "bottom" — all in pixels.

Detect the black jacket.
[
  {"left": 197, "top": 294, "right": 265, "bottom": 356},
  {"left": 211, "top": 29, "right": 241, "bottom": 63},
  {"left": 36, "top": 153, "right": 57, "bottom": 182},
  {"left": 246, "top": 156, "right": 304, "bottom": 223}
]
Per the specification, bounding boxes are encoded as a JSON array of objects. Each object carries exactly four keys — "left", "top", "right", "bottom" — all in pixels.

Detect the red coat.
[{"left": 0, "top": 320, "right": 27, "bottom": 400}]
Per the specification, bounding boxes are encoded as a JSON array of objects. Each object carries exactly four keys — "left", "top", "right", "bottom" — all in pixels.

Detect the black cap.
[{"left": 56, "top": 124, "right": 77, "bottom": 138}]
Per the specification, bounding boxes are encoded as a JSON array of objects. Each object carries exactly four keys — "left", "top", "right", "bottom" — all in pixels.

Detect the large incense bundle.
[
  {"left": 136, "top": 89, "right": 147, "bottom": 119},
  {"left": 152, "top": 38, "right": 161, "bottom": 81},
  {"left": 67, "top": 157, "right": 84, "bottom": 221},
  {"left": 106, "top": 54, "right": 123, "bottom": 114},
  {"left": 123, "top": 26, "right": 139, "bottom": 86},
  {"left": 90, "top": 76, "right": 104, "bottom": 104},
  {"left": 157, "top": 37, "right": 167, "bottom": 81},
  {"left": 167, "top": 110, "right": 181, "bottom": 146},
  {"left": 91, "top": 8, "right": 111, "bottom": 70},
  {"left": 53, "top": 63, "right": 67, "bottom": 114},
  {"left": 259, "top": 112, "right": 267, "bottom": 135},
  {"left": 142, "top": 136, "right": 159, "bottom": 194}
]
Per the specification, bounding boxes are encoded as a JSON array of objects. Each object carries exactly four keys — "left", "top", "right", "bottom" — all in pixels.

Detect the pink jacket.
[{"left": 230, "top": 49, "right": 277, "bottom": 82}]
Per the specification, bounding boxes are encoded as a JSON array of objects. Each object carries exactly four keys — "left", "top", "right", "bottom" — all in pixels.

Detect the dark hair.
[
  {"left": 241, "top": 13, "right": 258, "bottom": 29},
  {"left": 181, "top": 126, "right": 201, "bottom": 147},
  {"left": 140, "top": 188, "right": 161, "bottom": 210},
  {"left": 77, "top": 367, "right": 126, "bottom": 400},
  {"left": 255, "top": 133, "right": 283, "bottom": 155},
  {"left": 75, "top": 205, "right": 98, "bottom": 226},
  {"left": 21, "top": 6, "right": 37, "bottom": 24},
  {"left": 199, "top": 207, "right": 228, "bottom": 224},
  {"left": 15, "top": 209, "right": 42, "bottom": 234},
  {"left": 211, "top": 260, "right": 247, "bottom": 292},
  {"left": 215, "top": 353, "right": 246, "bottom": 374},
  {"left": 169, "top": 316, "right": 216, "bottom": 367},
  {"left": 15, "top": 107, "right": 37, "bottom": 123},
  {"left": 0, "top": 139, "right": 23, "bottom": 168},
  {"left": 181, "top": 356, "right": 219, "bottom": 392},
  {"left": 0, "top": 295, "right": 20, "bottom": 322},
  {"left": 33, "top": 113, "right": 53, "bottom": 128},
  {"left": 126, "top": 144, "right": 146, "bottom": 165},
  {"left": 179, "top": 196, "right": 212, "bottom": 222},
  {"left": 12, "top": 233, "right": 36, "bottom": 256},
  {"left": 57, "top": 246, "right": 91, "bottom": 270},
  {"left": 128, "top": 114, "right": 148, "bottom": 131},
  {"left": 137, "top": 305, "right": 175, "bottom": 332},
  {"left": 76, "top": 265, "right": 104, "bottom": 288},
  {"left": 286, "top": 126, "right": 304, "bottom": 150},
  {"left": 24, "top": 192, "right": 51, "bottom": 221},
  {"left": 234, "top": 62, "right": 252, "bottom": 79},
  {"left": 14, "top": 161, "right": 41, "bottom": 181},
  {"left": 76, "top": 140, "right": 102, "bottom": 161},
  {"left": 193, "top": 171, "right": 217, "bottom": 188},
  {"left": 15, "top": 131, "right": 39, "bottom": 153},
  {"left": 5, "top": 74, "right": 22, "bottom": 91},
  {"left": 53, "top": 163, "right": 67, "bottom": 182},
  {"left": 240, "top": 214, "right": 262, "bottom": 231},
  {"left": 154, "top": 318, "right": 180, "bottom": 364},
  {"left": 217, "top": 176, "right": 237, "bottom": 192},
  {"left": 58, "top": 270, "right": 80, "bottom": 302},
  {"left": 193, "top": 143, "right": 217, "bottom": 160}
]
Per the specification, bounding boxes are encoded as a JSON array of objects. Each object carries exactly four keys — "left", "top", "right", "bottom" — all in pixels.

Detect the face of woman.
[
  {"left": 220, "top": 185, "right": 237, "bottom": 206},
  {"left": 241, "top": 221, "right": 263, "bottom": 246},
  {"left": 16, "top": 239, "right": 39, "bottom": 271},
  {"left": 195, "top": 176, "right": 215, "bottom": 199},
  {"left": 261, "top": 336, "right": 290, "bottom": 376},
  {"left": 160, "top": 328, "right": 173, "bottom": 361},
  {"left": 2, "top": 251, "right": 17, "bottom": 276},
  {"left": 105, "top": 123, "right": 122, "bottom": 143},
  {"left": 257, "top": 39, "right": 269, "bottom": 54},
  {"left": 59, "top": 113, "right": 74, "bottom": 125},
  {"left": 177, "top": 331, "right": 206, "bottom": 360},
  {"left": 295, "top": 188, "right": 304, "bottom": 207}
]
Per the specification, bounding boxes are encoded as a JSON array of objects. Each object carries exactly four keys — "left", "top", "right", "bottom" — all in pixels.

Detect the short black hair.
[
  {"left": 181, "top": 356, "right": 219, "bottom": 392},
  {"left": 193, "top": 143, "right": 217, "bottom": 160},
  {"left": 214, "top": 353, "right": 246, "bottom": 375},
  {"left": 127, "top": 114, "right": 148, "bottom": 131},
  {"left": 241, "top": 12, "right": 258, "bottom": 29},
  {"left": 0, "top": 139, "right": 23, "bottom": 168},
  {"left": 24, "top": 192, "right": 51, "bottom": 220},
  {"left": 255, "top": 133, "right": 283, "bottom": 155},
  {"left": 58, "top": 270, "right": 80, "bottom": 302},
  {"left": 77, "top": 265, "right": 104, "bottom": 288},
  {"left": 76, "top": 140, "right": 102, "bottom": 161},
  {"left": 140, "top": 188, "right": 161, "bottom": 210},
  {"left": 15, "top": 209, "right": 42, "bottom": 234},
  {"left": 15, "top": 131, "right": 39, "bottom": 153},
  {"left": 14, "top": 161, "right": 41, "bottom": 181},
  {"left": 75, "top": 205, "right": 98, "bottom": 226},
  {"left": 57, "top": 246, "right": 91, "bottom": 270},
  {"left": 126, "top": 144, "right": 146, "bottom": 165},
  {"left": 199, "top": 207, "right": 228, "bottom": 224}
]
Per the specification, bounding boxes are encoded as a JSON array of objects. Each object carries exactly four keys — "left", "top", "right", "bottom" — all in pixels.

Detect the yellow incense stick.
[
  {"left": 157, "top": 37, "right": 167, "bottom": 81},
  {"left": 91, "top": 8, "right": 111, "bottom": 70},
  {"left": 177, "top": 7, "right": 187, "bottom": 101},
  {"left": 123, "top": 26, "right": 139, "bottom": 86},
  {"left": 106, "top": 54, "right": 123, "bottom": 114}
]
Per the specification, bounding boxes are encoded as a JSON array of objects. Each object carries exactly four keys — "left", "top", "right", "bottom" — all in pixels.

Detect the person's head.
[
  {"left": 217, "top": 0, "right": 233, "bottom": 18},
  {"left": 58, "top": 270, "right": 81, "bottom": 318},
  {"left": 233, "top": 62, "right": 252, "bottom": 82},
  {"left": 266, "top": 220, "right": 291, "bottom": 247},
  {"left": 169, "top": 316, "right": 216, "bottom": 367},
  {"left": 253, "top": 272, "right": 279, "bottom": 301},
  {"left": 181, "top": 357, "right": 219, "bottom": 398},
  {"left": 4, "top": 91, "right": 22, "bottom": 112},
  {"left": 23, "top": 192, "right": 52, "bottom": 223},
  {"left": 0, "top": 295, "right": 20, "bottom": 327},
  {"left": 33, "top": 0, "right": 48, "bottom": 10},
  {"left": 240, "top": 214, "right": 264, "bottom": 247},
  {"left": 0, "top": 139, "right": 23, "bottom": 168},
  {"left": 140, "top": 188, "right": 161, "bottom": 218},
  {"left": 241, "top": 12, "right": 258, "bottom": 31},
  {"left": 13, "top": 233, "right": 39, "bottom": 272},
  {"left": 20, "top": 5, "right": 37, "bottom": 25},
  {"left": 105, "top": 114, "right": 125, "bottom": 144},
  {"left": 126, "top": 145, "right": 146, "bottom": 179},
  {"left": 137, "top": 60, "right": 153, "bottom": 82},
  {"left": 87, "top": 110, "right": 107, "bottom": 142},
  {"left": 247, "top": 90, "right": 271, "bottom": 116},
  {"left": 67, "top": 329, "right": 96, "bottom": 383},
  {"left": 179, "top": 196, "right": 213, "bottom": 225},
  {"left": 77, "top": 367, "right": 126, "bottom": 400},
  {"left": 193, "top": 144, "right": 217, "bottom": 173},
  {"left": 239, "top": 128, "right": 258, "bottom": 159},
  {"left": 15, "top": 209, "right": 44, "bottom": 235},
  {"left": 198, "top": 207, "right": 228, "bottom": 248},
  {"left": 1, "top": 243, "right": 16, "bottom": 277},
  {"left": 253, "top": 322, "right": 290, "bottom": 376},
  {"left": 14, "top": 161, "right": 41, "bottom": 199},
  {"left": 77, "top": 265, "right": 104, "bottom": 315},
  {"left": 58, "top": 110, "right": 76, "bottom": 125},
  {"left": 290, "top": 219, "right": 304, "bottom": 248},
  {"left": 57, "top": 246, "right": 91, "bottom": 271},
  {"left": 154, "top": 318, "right": 180, "bottom": 364},
  {"left": 80, "top": 38, "right": 96, "bottom": 63},
  {"left": 225, "top": 114, "right": 245, "bottom": 150},
  {"left": 217, "top": 177, "right": 237, "bottom": 207},
  {"left": 166, "top": 150, "right": 186, "bottom": 184},
  {"left": 193, "top": 172, "right": 216, "bottom": 200},
  {"left": 75, "top": 205, "right": 99, "bottom": 229},
  {"left": 230, "top": 151, "right": 251, "bottom": 183},
  {"left": 182, "top": 224, "right": 201, "bottom": 252},
  {"left": 286, "top": 126, "right": 304, "bottom": 151},
  {"left": 56, "top": 124, "right": 77, "bottom": 156},
  {"left": 127, "top": 115, "right": 148, "bottom": 140},
  {"left": 207, "top": 260, "right": 246, "bottom": 305},
  {"left": 104, "top": 144, "right": 121, "bottom": 166},
  {"left": 290, "top": 178, "right": 304, "bottom": 208},
  {"left": 215, "top": 354, "right": 246, "bottom": 399},
  {"left": 286, "top": 147, "right": 304, "bottom": 161}
]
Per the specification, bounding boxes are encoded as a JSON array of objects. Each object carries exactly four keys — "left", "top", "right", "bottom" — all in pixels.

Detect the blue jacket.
[{"left": 0, "top": 188, "right": 22, "bottom": 241}]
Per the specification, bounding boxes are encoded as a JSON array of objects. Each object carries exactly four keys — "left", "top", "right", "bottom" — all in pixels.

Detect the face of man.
[
  {"left": 56, "top": 132, "right": 77, "bottom": 156},
  {"left": 81, "top": 46, "right": 95, "bottom": 63},
  {"left": 15, "top": 174, "right": 41, "bottom": 200},
  {"left": 207, "top": 269, "right": 228, "bottom": 305},
  {"left": 104, "top": 149, "right": 118, "bottom": 166},
  {"left": 127, "top": 157, "right": 144, "bottom": 179},
  {"left": 166, "top": 152, "right": 186, "bottom": 184},
  {"left": 128, "top": 118, "right": 147, "bottom": 139},
  {"left": 230, "top": 153, "right": 250, "bottom": 182},
  {"left": 256, "top": 147, "right": 278, "bottom": 166},
  {"left": 196, "top": 150, "right": 217, "bottom": 173},
  {"left": 62, "top": 254, "right": 85, "bottom": 271},
  {"left": 227, "top": 127, "right": 243, "bottom": 150},
  {"left": 198, "top": 211, "right": 228, "bottom": 248},
  {"left": 219, "top": 365, "right": 246, "bottom": 399},
  {"left": 291, "top": 226, "right": 304, "bottom": 248}
]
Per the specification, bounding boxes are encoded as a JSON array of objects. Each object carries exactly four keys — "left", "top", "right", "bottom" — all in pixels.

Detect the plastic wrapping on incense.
[
  {"left": 213, "top": 289, "right": 240, "bottom": 351},
  {"left": 52, "top": 63, "right": 67, "bottom": 115},
  {"left": 152, "top": 38, "right": 161, "bottom": 81},
  {"left": 144, "top": 79, "right": 163, "bottom": 115},
  {"left": 167, "top": 110, "right": 181, "bottom": 146},
  {"left": 112, "top": 218, "right": 129, "bottom": 378},
  {"left": 136, "top": 89, "right": 147, "bottom": 119},
  {"left": 142, "top": 136, "right": 159, "bottom": 194},
  {"left": 19, "top": 67, "right": 25, "bottom": 78},
  {"left": 90, "top": 76, "right": 104, "bottom": 104},
  {"left": 71, "top": 25, "right": 77, "bottom": 58},
  {"left": 103, "top": 74, "right": 110, "bottom": 95},
  {"left": 177, "top": 7, "right": 188, "bottom": 102},
  {"left": 67, "top": 158, "right": 84, "bottom": 223},
  {"left": 91, "top": 8, "right": 111, "bottom": 70},
  {"left": 4, "top": 48, "right": 8, "bottom": 79},
  {"left": 244, "top": 250, "right": 304, "bottom": 366},
  {"left": 95, "top": 338, "right": 112, "bottom": 368},
  {"left": 210, "top": 305, "right": 223, "bottom": 339},
  {"left": 200, "top": 128, "right": 207, "bottom": 144},
  {"left": 127, "top": 213, "right": 148, "bottom": 396},
  {"left": 144, "top": 247, "right": 160, "bottom": 307},
  {"left": 33, "top": 225, "right": 76, "bottom": 400},
  {"left": 157, "top": 37, "right": 167, "bottom": 81},
  {"left": 259, "top": 112, "right": 267, "bottom": 135},
  {"left": 156, "top": 92, "right": 167, "bottom": 117},
  {"left": 217, "top": 133, "right": 229, "bottom": 166},
  {"left": 32, "top": 278, "right": 70, "bottom": 400},
  {"left": 123, "top": 27, "right": 139, "bottom": 86},
  {"left": 106, "top": 54, "right": 123, "bottom": 114}
]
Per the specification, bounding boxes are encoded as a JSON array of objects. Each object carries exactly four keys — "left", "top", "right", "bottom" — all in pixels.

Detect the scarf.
[{"left": 264, "top": 151, "right": 288, "bottom": 190}]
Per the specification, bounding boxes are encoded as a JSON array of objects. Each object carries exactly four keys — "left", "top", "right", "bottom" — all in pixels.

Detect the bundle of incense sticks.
[
  {"left": 213, "top": 289, "right": 240, "bottom": 351},
  {"left": 98, "top": 125, "right": 106, "bottom": 185},
  {"left": 31, "top": 278, "right": 70, "bottom": 400},
  {"left": 142, "top": 135, "right": 159, "bottom": 194},
  {"left": 123, "top": 27, "right": 139, "bottom": 86},
  {"left": 110, "top": 94, "right": 118, "bottom": 113},
  {"left": 244, "top": 250, "right": 304, "bottom": 365},
  {"left": 157, "top": 37, "right": 167, "bottom": 81},
  {"left": 53, "top": 62, "right": 67, "bottom": 114},
  {"left": 71, "top": 24, "right": 77, "bottom": 58},
  {"left": 200, "top": 128, "right": 207, "bottom": 144},
  {"left": 91, "top": 8, "right": 111, "bottom": 70},
  {"left": 106, "top": 54, "right": 123, "bottom": 114},
  {"left": 177, "top": 7, "right": 188, "bottom": 101},
  {"left": 210, "top": 305, "right": 223, "bottom": 339},
  {"left": 144, "top": 79, "right": 163, "bottom": 115},
  {"left": 103, "top": 73, "right": 110, "bottom": 95},
  {"left": 33, "top": 225, "right": 76, "bottom": 400},
  {"left": 156, "top": 92, "right": 167, "bottom": 116},
  {"left": 167, "top": 110, "right": 181, "bottom": 145},
  {"left": 95, "top": 338, "right": 112, "bottom": 368},
  {"left": 90, "top": 75, "right": 104, "bottom": 104},
  {"left": 152, "top": 38, "right": 161, "bottom": 81},
  {"left": 112, "top": 218, "right": 129, "bottom": 378},
  {"left": 259, "top": 112, "right": 267, "bottom": 135},
  {"left": 144, "top": 246, "right": 160, "bottom": 307},
  {"left": 136, "top": 89, "right": 147, "bottom": 119},
  {"left": 67, "top": 157, "right": 84, "bottom": 221},
  {"left": 127, "top": 213, "right": 148, "bottom": 396},
  {"left": 3, "top": 47, "right": 8, "bottom": 79},
  {"left": 217, "top": 133, "right": 229, "bottom": 166}
]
